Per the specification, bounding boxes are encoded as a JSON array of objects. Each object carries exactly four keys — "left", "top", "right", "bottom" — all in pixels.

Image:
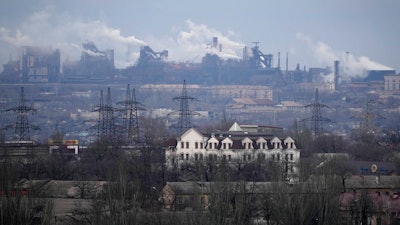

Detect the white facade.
[
  {"left": 384, "top": 74, "right": 400, "bottom": 92},
  {"left": 165, "top": 124, "right": 300, "bottom": 176}
]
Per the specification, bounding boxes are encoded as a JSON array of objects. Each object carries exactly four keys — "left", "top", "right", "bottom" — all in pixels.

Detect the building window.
[
  {"left": 200, "top": 154, "right": 203, "bottom": 161},
  {"left": 195, "top": 142, "right": 198, "bottom": 149},
  {"left": 223, "top": 143, "right": 226, "bottom": 149},
  {"left": 186, "top": 154, "right": 189, "bottom": 160},
  {"left": 195, "top": 154, "right": 198, "bottom": 161},
  {"left": 181, "top": 142, "right": 184, "bottom": 149},
  {"left": 180, "top": 154, "right": 184, "bottom": 160},
  {"left": 228, "top": 155, "right": 231, "bottom": 161},
  {"left": 277, "top": 154, "right": 280, "bottom": 161},
  {"left": 290, "top": 154, "right": 293, "bottom": 161},
  {"left": 200, "top": 143, "right": 203, "bottom": 149},
  {"left": 186, "top": 142, "right": 189, "bottom": 148},
  {"left": 262, "top": 143, "right": 266, "bottom": 149},
  {"left": 214, "top": 143, "right": 217, "bottom": 149}
]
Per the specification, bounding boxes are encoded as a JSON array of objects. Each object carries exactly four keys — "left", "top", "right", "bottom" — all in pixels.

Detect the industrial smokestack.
[
  {"left": 334, "top": 60, "right": 340, "bottom": 91},
  {"left": 213, "top": 37, "right": 218, "bottom": 49},
  {"left": 286, "top": 52, "right": 288, "bottom": 72},
  {"left": 278, "top": 52, "right": 281, "bottom": 69}
]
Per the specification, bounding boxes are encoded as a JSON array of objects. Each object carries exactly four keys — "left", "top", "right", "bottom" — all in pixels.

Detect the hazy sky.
[{"left": 0, "top": 0, "right": 399, "bottom": 76}]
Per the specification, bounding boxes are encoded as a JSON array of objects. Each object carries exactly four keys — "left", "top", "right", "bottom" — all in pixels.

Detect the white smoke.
[
  {"left": 0, "top": 7, "right": 146, "bottom": 69},
  {"left": 296, "top": 33, "right": 393, "bottom": 82},
  {"left": 147, "top": 19, "right": 245, "bottom": 63},
  {"left": 0, "top": 7, "right": 245, "bottom": 71}
]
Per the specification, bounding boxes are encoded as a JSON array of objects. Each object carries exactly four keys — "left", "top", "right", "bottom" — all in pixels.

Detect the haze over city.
[
  {"left": 2, "top": 1, "right": 400, "bottom": 225},
  {"left": 0, "top": 0, "right": 399, "bottom": 74}
]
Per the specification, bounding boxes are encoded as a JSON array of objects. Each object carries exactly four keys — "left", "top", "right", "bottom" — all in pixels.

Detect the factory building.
[
  {"left": 0, "top": 46, "right": 60, "bottom": 83},
  {"left": 62, "top": 42, "right": 115, "bottom": 82},
  {"left": 22, "top": 46, "right": 61, "bottom": 83}
]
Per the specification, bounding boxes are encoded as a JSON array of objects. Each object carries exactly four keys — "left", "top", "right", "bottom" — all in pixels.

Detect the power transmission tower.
[
  {"left": 353, "top": 95, "right": 385, "bottom": 142},
  {"left": 170, "top": 80, "right": 198, "bottom": 134},
  {"left": 302, "top": 88, "right": 331, "bottom": 137},
  {"left": 117, "top": 84, "right": 145, "bottom": 144},
  {"left": 92, "top": 87, "right": 119, "bottom": 141},
  {"left": 2, "top": 87, "right": 39, "bottom": 141}
]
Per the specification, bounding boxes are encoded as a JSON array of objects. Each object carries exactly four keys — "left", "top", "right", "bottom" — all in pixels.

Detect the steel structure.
[
  {"left": 302, "top": 88, "right": 331, "bottom": 137},
  {"left": 2, "top": 87, "right": 39, "bottom": 140},
  {"left": 170, "top": 80, "right": 198, "bottom": 134},
  {"left": 92, "top": 87, "right": 119, "bottom": 140},
  {"left": 357, "top": 96, "right": 384, "bottom": 134},
  {"left": 117, "top": 84, "right": 145, "bottom": 144}
]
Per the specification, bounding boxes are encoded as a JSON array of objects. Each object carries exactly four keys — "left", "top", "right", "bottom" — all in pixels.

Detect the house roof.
[
  {"left": 343, "top": 160, "right": 397, "bottom": 176},
  {"left": 280, "top": 101, "right": 304, "bottom": 107},
  {"left": 229, "top": 122, "right": 243, "bottom": 132},
  {"left": 164, "top": 181, "right": 283, "bottom": 195},
  {"left": 344, "top": 176, "right": 400, "bottom": 190}
]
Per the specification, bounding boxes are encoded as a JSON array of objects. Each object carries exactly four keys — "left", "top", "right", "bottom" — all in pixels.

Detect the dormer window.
[{"left": 223, "top": 143, "right": 226, "bottom": 149}]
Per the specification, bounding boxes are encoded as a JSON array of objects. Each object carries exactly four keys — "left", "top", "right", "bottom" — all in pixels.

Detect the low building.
[
  {"left": 164, "top": 122, "right": 300, "bottom": 177},
  {"left": 340, "top": 176, "right": 400, "bottom": 225},
  {"left": 384, "top": 73, "right": 400, "bottom": 93}
]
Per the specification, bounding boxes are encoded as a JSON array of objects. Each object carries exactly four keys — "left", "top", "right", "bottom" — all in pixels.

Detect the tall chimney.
[
  {"left": 278, "top": 52, "right": 281, "bottom": 69},
  {"left": 334, "top": 60, "right": 340, "bottom": 91},
  {"left": 286, "top": 52, "right": 289, "bottom": 72},
  {"left": 213, "top": 37, "right": 218, "bottom": 49}
]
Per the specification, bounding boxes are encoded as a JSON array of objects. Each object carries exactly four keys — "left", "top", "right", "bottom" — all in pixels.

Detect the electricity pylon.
[
  {"left": 92, "top": 87, "right": 119, "bottom": 141},
  {"left": 2, "top": 87, "right": 39, "bottom": 141},
  {"left": 302, "top": 88, "right": 331, "bottom": 137},
  {"left": 169, "top": 80, "right": 199, "bottom": 134},
  {"left": 117, "top": 84, "right": 145, "bottom": 144}
]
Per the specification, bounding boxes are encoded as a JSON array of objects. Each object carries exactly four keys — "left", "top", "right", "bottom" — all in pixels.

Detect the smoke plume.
[
  {"left": 296, "top": 33, "right": 393, "bottom": 82},
  {"left": 0, "top": 8, "right": 244, "bottom": 70},
  {"left": 0, "top": 7, "right": 146, "bottom": 69}
]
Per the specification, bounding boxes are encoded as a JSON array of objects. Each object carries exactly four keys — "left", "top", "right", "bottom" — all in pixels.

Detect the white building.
[
  {"left": 384, "top": 74, "right": 400, "bottom": 92},
  {"left": 165, "top": 122, "right": 300, "bottom": 177}
]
